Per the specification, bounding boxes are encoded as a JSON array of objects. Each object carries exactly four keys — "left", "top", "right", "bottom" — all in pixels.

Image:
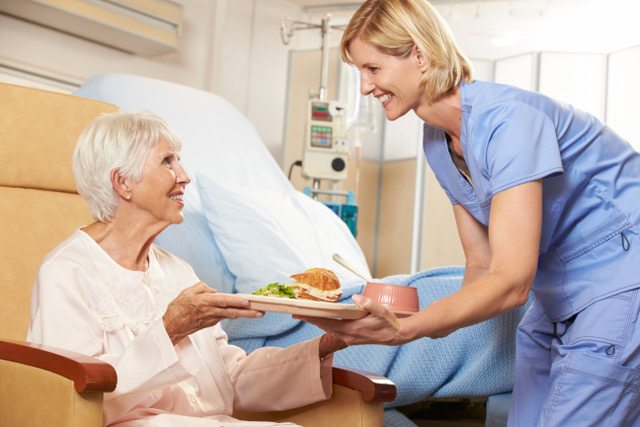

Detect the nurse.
[{"left": 295, "top": 0, "right": 640, "bottom": 425}]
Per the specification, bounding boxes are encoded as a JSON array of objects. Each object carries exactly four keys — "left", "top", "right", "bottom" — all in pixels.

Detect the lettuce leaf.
[{"left": 252, "top": 282, "right": 296, "bottom": 299}]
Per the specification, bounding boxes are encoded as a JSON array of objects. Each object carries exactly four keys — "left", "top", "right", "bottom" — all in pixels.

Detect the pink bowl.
[{"left": 362, "top": 282, "right": 419, "bottom": 313}]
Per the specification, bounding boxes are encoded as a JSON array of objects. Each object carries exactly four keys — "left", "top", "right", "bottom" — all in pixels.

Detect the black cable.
[{"left": 288, "top": 160, "right": 303, "bottom": 180}]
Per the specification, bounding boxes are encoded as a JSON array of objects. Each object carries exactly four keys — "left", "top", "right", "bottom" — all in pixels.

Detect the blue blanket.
[{"left": 225, "top": 266, "right": 528, "bottom": 425}]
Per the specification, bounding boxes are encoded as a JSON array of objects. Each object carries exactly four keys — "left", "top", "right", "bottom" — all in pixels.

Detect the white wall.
[
  {"left": 538, "top": 52, "right": 607, "bottom": 122},
  {"left": 493, "top": 49, "right": 638, "bottom": 149},
  {"left": 2, "top": 1, "right": 639, "bottom": 166},
  {"left": 494, "top": 53, "right": 537, "bottom": 91},
  {"left": 0, "top": 0, "right": 303, "bottom": 162},
  {"left": 607, "top": 45, "right": 640, "bottom": 151}
]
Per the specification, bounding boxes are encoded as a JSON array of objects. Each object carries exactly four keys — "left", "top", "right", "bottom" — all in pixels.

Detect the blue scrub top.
[{"left": 424, "top": 80, "right": 640, "bottom": 321}]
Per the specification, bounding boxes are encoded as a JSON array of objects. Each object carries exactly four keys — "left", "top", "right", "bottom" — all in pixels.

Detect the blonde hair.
[
  {"left": 341, "top": 0, "right": 473, "bottom": 101},
  {"left": 72, "top": 110, "right": 182, "bottom": 222}
]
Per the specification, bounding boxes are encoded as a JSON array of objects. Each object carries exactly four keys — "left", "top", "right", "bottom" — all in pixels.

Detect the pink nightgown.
[{"left": 27, "top": 230, "right": 333, "bottom": 426}]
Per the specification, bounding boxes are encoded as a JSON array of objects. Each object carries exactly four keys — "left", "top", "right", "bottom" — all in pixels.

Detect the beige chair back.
[{"left": 0, "top": 83, "right": 119, "bottom": 339}]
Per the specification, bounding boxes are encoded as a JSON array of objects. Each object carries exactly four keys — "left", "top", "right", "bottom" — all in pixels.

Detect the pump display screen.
[{"left": 311, "top": 101, "right": 331, "bottom": 122}]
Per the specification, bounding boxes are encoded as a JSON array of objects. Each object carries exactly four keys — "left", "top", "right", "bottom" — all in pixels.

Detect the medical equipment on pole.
[
  {"left": 281, "top": 14, "right": 349, "bottom": 183},
  {"left": 301, "top": 99, "right": 349, "bottom": 181},
  {"left": 281, "top": 14, "right": 359, "bottom": 236}
]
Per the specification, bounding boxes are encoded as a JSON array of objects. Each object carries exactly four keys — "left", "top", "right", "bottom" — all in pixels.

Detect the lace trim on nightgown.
[{"left": 90, "top": 248, "right": 185, "bottom": 335}]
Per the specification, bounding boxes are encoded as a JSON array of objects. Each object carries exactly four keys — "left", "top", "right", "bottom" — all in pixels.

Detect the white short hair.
[{"left": 72, "top": 110, "right": 182, "bottom": 222}]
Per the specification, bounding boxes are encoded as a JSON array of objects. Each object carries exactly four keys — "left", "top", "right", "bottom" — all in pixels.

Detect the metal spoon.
[{"left": 332, "top": 253, "right": 372, "bottom": 282}]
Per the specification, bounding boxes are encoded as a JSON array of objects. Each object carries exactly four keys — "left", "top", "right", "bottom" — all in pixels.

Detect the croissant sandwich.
[
  {"left": 290, "top": 268, "right": 343, "bottom": 303},
  {"left": 252, "top": 267, "right": 342, "bottom": 303}
]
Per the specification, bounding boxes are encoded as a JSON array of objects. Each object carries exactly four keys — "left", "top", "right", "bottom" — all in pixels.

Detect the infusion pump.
[{"left": 302, "top": 99, "right": 349, "bottom": 181}]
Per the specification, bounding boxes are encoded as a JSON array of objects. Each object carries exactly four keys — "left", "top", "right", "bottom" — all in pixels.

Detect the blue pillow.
[
  {"left": 155, "top": 205, "right": 236, "bottom": 294},
  {"left": 196, "top": 173, "right": 371, "bottom": 294}
]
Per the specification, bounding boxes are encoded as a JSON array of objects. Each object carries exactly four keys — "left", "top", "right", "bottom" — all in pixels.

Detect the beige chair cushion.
[
  {"left": 0, "top": 359, "right": 103, "bottom": 427},
  {"left": 0, "top": 84, "right": 118, "bottom": 191},
  {"left": 234, "top": 384, "right": 383, "bottom": 427},
  {"left": 0, "top": 187, "right": 92, "bottom": 339},
  {"left": 0, "top": 83, "right": 118, "bottom": 340}
]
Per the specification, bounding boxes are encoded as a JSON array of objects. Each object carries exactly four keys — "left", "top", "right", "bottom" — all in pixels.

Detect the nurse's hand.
[
  {"left": 294, "top": 294, "right": 412, "bottom": 347},
  {"left": 163, "top": 282, "right": 264, "bottom": 345}
]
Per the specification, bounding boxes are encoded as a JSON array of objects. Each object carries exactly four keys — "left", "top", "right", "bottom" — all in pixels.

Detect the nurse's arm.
[
  {"left": 484, "top": 179, "right": 541, "bottom": 310},
  {"left": 452, "top": 204, "right": 491, "bottom": 287},
  {"left": 401, "top": 180, "right": 542, "bottom": 340}
]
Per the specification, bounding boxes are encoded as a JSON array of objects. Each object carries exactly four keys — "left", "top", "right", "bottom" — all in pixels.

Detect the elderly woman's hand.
[
  {"left": 318, "top": 332, "right": 348, "bottom": 359},
  {"left": 163, "top": 282, "right": 264, "bottom": 345},
  {"left": 294, "top": 294, "right": 414, "bottom": 347}
]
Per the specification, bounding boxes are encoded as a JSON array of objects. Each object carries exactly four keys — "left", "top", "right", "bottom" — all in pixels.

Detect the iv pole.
[
  {"left": 281, "top": 14, "right": 347, "bottom": 195},
  {"left": 280, "top": 14, "right": 346, "bottom": 103},
  {"left": 280, "top": 14, "right": 360, "bottom": 237}
]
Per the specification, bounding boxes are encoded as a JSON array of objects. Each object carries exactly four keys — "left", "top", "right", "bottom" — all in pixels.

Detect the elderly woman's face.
[
  {"left": 350, "top": 37, "right": 427, "bottom": 121},
  {"left": 128, "top": 136, "right": 190, "bottom": 226}
]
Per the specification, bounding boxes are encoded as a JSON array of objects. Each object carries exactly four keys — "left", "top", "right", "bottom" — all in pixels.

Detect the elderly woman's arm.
[
  {"left": 163, "top": 283, "right": 347, "bottom": 358},
  {"left": 162, "top": 282, "right": 264, "bottom": 345},
  {"left": 202, "top": 331, "right": 341, "bottom": 413}
]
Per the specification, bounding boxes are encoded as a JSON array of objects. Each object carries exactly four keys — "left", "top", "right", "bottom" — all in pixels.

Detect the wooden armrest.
[
  {"left": 0, "top": 339, "right": 117, "bottom": 393},
  {"left": 332, "top": 365, "right": 396, "bottom": 402},
  {"left": 0, "top": 342, "right": 394, "bottom": 400}
]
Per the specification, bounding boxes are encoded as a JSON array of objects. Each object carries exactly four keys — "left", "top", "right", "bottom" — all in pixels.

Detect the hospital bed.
[{"left": 73, "top": 73, "right": 525, "bottom": 426}]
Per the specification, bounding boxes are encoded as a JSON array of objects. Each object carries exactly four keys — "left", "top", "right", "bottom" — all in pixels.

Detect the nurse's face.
[{"left": 349, "top": 37, "right": 428, "bottom": 121}]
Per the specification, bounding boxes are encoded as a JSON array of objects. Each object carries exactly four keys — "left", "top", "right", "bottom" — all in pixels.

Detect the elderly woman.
[
  {"left": 27, "top": 110, "right": 346, "bottom": 426},
  {"left": 297, "top": 1, "right": 640, "bottom": 426}
]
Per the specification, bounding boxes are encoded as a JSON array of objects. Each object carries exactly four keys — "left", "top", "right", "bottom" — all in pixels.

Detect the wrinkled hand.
[
  {"left": 294, "top": 294, "right": 411, "bottom": 347},
  {"left": 318, "top": 332, "right": 348, "bottom": 359},
  {"left": 163, "top": 282, "right": 264, "bottom": 345}
]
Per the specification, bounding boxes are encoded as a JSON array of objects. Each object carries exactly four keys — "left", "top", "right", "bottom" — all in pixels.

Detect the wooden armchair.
[{"left": 0, "top": 83, "right": 396, "bottom": 427}]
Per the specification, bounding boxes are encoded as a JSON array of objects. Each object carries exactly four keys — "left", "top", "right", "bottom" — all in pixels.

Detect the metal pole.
[{"left": 318, "top": 13, "right": 331, "bottom": 101}]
